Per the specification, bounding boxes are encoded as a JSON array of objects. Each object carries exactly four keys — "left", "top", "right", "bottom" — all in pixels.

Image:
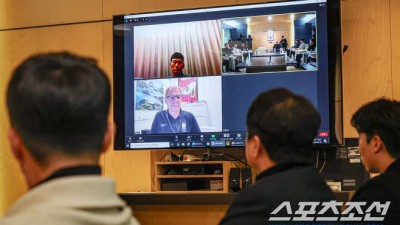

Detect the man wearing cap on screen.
[{"left": 150, "top": 86, "right": 201, "bottom": 134}]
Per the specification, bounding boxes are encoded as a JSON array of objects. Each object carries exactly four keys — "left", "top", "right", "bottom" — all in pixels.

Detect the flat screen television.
[{"left": 113, "top": 0, "right": 343, "bottom": 150}]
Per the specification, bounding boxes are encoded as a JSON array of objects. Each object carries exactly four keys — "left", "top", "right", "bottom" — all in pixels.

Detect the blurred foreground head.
[{"left": 7, "top": 52, "right": 111, "bottom": 167}]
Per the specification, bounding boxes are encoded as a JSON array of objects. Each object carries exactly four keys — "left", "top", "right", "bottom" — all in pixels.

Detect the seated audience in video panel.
[
  {"left": 222, "top": 43, "right": 235, "bottom": 72},
  {"left": 296, "top": 38, "right": 316, "bottom": 67},
  {"left": 287, "top": 39, "right": 300, "bottom": 59}
]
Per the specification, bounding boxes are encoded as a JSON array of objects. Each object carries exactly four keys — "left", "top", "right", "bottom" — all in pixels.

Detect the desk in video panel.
[{"left": 236, "top": 54, "right": 286, "bottom": 73}]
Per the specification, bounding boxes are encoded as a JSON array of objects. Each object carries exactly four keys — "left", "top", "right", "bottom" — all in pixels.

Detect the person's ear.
[
  {"left": 371, "top": 135, "right": 383, "bottom": 153},
  {"left": 101, "top": 122, "right": 115, "bottom": 154},
  {"left": 8, "top": 127, "right": 24, "bottom": 162},
  {"left": 246, "top": 135, "right": 262, "bottom": 160}
]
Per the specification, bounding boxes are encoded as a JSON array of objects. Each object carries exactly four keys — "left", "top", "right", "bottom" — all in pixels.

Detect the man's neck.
[
  {"left": 173, "top": 72, "right": 184, "bottom": 77},
  {"left": 26, "top": 156, "right": 99, "bottom": 189},
  {"left": 37, "top": 165, "right": 101, "bottom": 187},
  {"left": 168, "top": 109, "right": 180, "bottom": 119},
  {"left": 377, "top": 155, "right": 396, "bottom": 173}
]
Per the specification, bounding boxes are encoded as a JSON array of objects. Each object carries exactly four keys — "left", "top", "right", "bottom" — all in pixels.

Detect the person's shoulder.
[
  {"left": 181, "top": 110, "right": 195, "bottom": 117},
  {"left": 0, "top": 176, "right": 122, "bottom": 224},
  {"left": 352, "top": 173, "right": 400, "bottom": 201},
  {"left": 233, "top": 180, "right": 267, "bottom": 202},
  {"left": 220, "top": 165, "right": 336, "bottom": 225},
  {"left": 219, "top": 185, "right": 270, "bottom": 225},
  {"left": 257, "top": 164, "right": 335, "bottom": 200},
  {"left": 154, "top": 110, "right": 164, "bottom": 117},
  {"left": 369, "top": 170, "right": 400, "bottom": 188},
  {"left": 351, "top": 174, "right": 400, "bottom": 225}
]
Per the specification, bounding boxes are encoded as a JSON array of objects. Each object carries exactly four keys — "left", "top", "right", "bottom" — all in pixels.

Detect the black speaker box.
[
  {"left": 241, "top": 167, "right": 252, "bottom": 188},
  {"left": 229, "top": 168, "right": 241, "bottom": 192}
]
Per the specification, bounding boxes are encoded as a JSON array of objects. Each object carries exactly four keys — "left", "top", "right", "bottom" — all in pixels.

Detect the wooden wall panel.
[
  {"left": 0, "top": 0, "right": 103, "bottom": 30},
  {"left": 103, "top": 150, "right": 152, "bottom": 192},
  {"left": 102, "top": 21, "right": 152, "bottom": 193},
  {"left": 391, "top": 0, "right": 400, "bottom": 99},
  {"left": 0, "top": 23, "right": 104, "bottom": 213},
  {"left": 102, "top": 0, "right": 235, "bottom": 19},
  {"left": 341, "top": 0, "right": 392, "bottom": 138},
  {"left": 0, "top": 122, "right": 26, "bottom": 216},
  {"left": 250, "top": 22, "right": 292, "bottom": 50},
  {"left": 132, "top": 205, "right": 228, "bottom": 225},
  {"left": 0, "top": 25, "right": 104, "bottom": 71}
]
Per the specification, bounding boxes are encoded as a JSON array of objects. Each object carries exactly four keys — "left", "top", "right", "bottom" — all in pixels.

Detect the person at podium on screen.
[
  {"left": 150, "top": 86, "right": 201, "bottom": 134},
  {"left": 246, "top": 34, "right": 253, "bottom": 50},
  {"left": 170, "top": 52, "right": 190, "bottom": 78},
  {"left": 279, "top": 35, "right": 288, "bottom": 51},
  {"left": 2, "top": 52, "right": 139, "bottom": 225}
]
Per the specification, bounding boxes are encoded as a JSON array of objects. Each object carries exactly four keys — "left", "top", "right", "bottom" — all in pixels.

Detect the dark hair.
[
  {"left": 246, "top": 88, "right": 321, "bottom": 163},
  {"left": 351, "top": 98, "right": 400, "bottom": 158},
  {"left": 6, "top": 52, "right": 111, "bottom": 164},
  {"left": 170, "top": 52, "right": 184, "bottom": 62}
]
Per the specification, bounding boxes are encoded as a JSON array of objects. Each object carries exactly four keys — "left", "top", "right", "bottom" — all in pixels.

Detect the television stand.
[{"left": 155, "top": 161, "right": 233, "bottom": 193}]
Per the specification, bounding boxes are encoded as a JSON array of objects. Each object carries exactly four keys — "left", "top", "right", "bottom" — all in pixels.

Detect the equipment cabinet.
[{"left": 155, "top": 161, "right": 232, "bottom": 193}]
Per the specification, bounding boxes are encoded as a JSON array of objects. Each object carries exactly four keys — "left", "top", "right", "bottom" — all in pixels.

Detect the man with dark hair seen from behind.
[
  {"left": 170, "top": 52, "right": 188, "bottom": 77},
  {"left": 2, "top": 52, "right": 140, "bottom": 225},
  {"left": 219, "top": 88, "right": 336, "bottom": 225},
  {"left": 350, "top": 98, "right": 400, "bottom": 225}
]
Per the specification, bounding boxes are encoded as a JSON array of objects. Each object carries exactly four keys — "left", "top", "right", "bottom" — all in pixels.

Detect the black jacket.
[
  {"left": 351, "top": 158, "right": 400, "bottom": 225},
  {"left": 219, "top": 161, "right": 336, "bottom": 225}
]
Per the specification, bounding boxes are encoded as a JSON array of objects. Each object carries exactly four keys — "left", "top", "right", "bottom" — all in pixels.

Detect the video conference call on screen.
[{"left": 113, "top": 0, "right": 341, "bottom": 150}]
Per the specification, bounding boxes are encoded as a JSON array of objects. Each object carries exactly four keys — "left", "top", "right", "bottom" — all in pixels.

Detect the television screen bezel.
[{"left": 112, "top": 0, "right": 343, "bottom": 150}]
